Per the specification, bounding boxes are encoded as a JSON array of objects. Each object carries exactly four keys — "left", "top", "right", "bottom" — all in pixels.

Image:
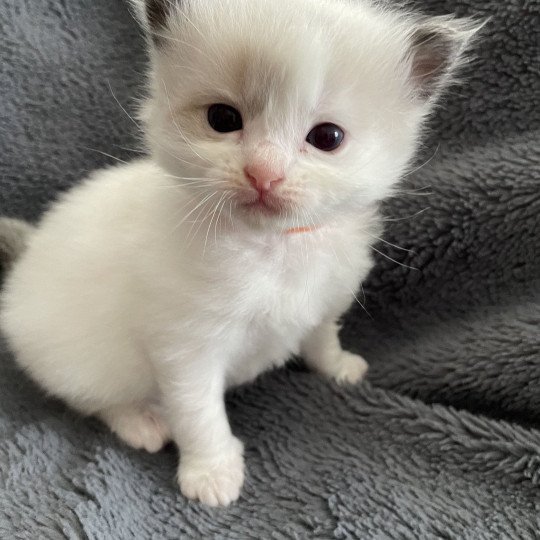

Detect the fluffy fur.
[
  {"left": 0, "top": 0, "right": 479, "bottom": 506},
  {"left": 0, "top": 218, "right": 34, "bottom": 275}
]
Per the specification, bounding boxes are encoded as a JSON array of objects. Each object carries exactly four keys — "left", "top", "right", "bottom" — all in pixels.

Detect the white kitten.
[{"left": 0, "top": 0, "right": 479, "bottom": 506}]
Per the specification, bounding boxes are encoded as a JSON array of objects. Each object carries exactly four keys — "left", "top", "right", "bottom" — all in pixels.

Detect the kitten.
[{"left": 0, "top": 0, "right": 479, "bottom": 506}]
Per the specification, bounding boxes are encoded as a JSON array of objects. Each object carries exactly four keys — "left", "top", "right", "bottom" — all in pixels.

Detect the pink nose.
[{"left": 244, "top": 163, "right": 284, "bottom": 193}]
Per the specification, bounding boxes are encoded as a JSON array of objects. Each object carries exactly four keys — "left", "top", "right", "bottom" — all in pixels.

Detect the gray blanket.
[{"left": 1, "top": 0, "right": 539, "bottom": 538}]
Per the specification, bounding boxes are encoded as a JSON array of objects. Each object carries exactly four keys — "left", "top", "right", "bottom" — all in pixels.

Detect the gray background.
[{"left": 1, "top": 0, "right": 539, "bottom": 538}]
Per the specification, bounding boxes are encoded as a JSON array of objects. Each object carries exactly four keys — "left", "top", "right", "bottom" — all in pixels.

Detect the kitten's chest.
[
  {"left": 218, "top": 231, "right": 365, "bottom": 341},
  {"left": 223, "top": 233, "right": 352, "bottom": 316},
  {"left": 208, "top": 230, "right": 368, "bottom": 387}
]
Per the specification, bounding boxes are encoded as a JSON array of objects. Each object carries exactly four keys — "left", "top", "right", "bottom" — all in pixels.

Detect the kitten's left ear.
[
  {"left": 408, "top": 16, "right": 485, "bottom": 101},
  {"left": 129, "top": 0, "right": 180, "bottom": 44}
]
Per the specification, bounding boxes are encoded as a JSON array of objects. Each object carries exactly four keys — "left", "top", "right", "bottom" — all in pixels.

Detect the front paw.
[
  {"left": 330, "top": 351, "right": 368, "bottom": 385},
  {"left": 178, "top": 437, "right": 245, "bottom": 507}
]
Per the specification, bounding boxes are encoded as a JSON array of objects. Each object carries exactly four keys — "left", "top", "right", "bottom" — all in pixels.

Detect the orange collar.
[{"left": 284, "top": 226, "right": 319, "bottom": 235}]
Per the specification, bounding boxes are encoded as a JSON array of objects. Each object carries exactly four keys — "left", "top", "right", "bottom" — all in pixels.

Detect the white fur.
[{"left": 1, "top": 0, "right": 476, "bottom": 506}]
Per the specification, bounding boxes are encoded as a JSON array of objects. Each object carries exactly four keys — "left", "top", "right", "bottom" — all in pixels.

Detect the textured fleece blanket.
[{"left": 1, "top": 0, "right": 539, "bottom": 538}]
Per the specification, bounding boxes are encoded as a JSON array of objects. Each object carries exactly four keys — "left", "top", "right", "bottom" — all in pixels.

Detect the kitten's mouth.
[{"left": 239, "top": 192, "right": 288, "bottom": 216}]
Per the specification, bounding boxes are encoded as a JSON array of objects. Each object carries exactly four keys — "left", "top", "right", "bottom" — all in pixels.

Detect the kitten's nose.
[{"left": 244, "top": 163, "right": 284, "bottom": 193}]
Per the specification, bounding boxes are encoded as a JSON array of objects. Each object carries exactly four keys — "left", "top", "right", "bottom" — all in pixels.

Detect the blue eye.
[
  {"left": 207, "top": 104, "right": 243, "bottom": 133},
  {"left": 306, "top": 123, "right": 344, "bottom": 151}
]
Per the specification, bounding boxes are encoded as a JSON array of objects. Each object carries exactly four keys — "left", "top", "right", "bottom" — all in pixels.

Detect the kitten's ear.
[
  {"left": 408, "top": 16, "right": 485, "bottom": 101},
  {"left": 129, "top": 0, "right": 180, "bottom": 44}
]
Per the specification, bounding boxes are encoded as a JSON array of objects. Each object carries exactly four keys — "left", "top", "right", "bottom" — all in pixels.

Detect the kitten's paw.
[
  {"left": 331, "top": 351, "right": 368, "bottom": 385},
  {"left": 101, "top": 405, "right": 171, "bottom": 453},
  {"left": 178, "top": 437, "right": 245, "bottom": 507}
]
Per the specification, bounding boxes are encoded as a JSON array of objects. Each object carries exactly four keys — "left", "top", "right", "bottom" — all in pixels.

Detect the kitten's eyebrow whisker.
[
  {"left": 172, "top": 64, "right": 207, "bottom": 78},
  {"left": 175, "top": 4, "right": 209, "bottom": 45}
]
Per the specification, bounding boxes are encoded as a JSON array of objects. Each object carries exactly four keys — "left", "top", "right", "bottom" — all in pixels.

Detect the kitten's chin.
[
  {"left": 232, "top": 191, "right": 295, "bottom": 228},
  {"left": 236, "top": 205, "right": 290, "bottom": 231},
  {"left": 230, "top": 190, "right": 325, "bottom": 233},
  {"left": 235, "top": 203, "right": 308, "bottom": 233},
  {"left": 240, "top": 199, "right": 284, "bottom": 218}
]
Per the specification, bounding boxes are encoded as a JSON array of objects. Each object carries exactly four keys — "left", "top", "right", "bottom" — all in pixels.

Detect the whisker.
[
  {"left": 111, "top": 144, "right": 146, "bottom": 155},
  {"left": 173, "top": 191, "right": 217, "bottom": 233},
  {"left": 172, "top": 64, "right": 207, "bottom": 78},
  {"left": 79, "top": 146, "right": 128, "bottom": 165},
  {"left": 157, "top": 180, "right": 229, "bottom": 190},
  {"left": 107, "top": 81, "right": 140, "bottom": 130},
  {"left": 380, "top": 207, "right": 430, "bottom": 223},
  {"left": 148, "top": 32, "right": 219, "bottom": 67},
  {"left": 392, "top": 188, "right": 433, "bottom": 198},
  {"left": 203, "top": 192, "right": 227, "bottom": 256},
  {"left": 176, "top": 5, "right": 209, "bottom": 44},
  {"left": 370, "top": 245, "right": 419, "bottom": 271},
  {"left": 161, "top": 79, "right": 215, "bottom": 166},
  {"left": 297, "top": 208, "right": 311, "bottom": 312},
  {"left": 214, "top": 192, "right": 231, "bottom": 243},
  {"left": 345, "top": 282, "right": 373, "bottom": 320},
  {"left": 368, "top": 234, "right": 416, "bottom": 254},
  {"left": 162, "top": 174, "right": 218, "bottom": 181},
  {"left": 401, "top": 144, "right": 440, "bottom": 179},
  {"left": 107, "top": 82, "right": 210, "bottom": 171},
  {"left": 307, "top": 207, "right": 372, "bottom": 319},
  {"left": 186, "top": 197, "right": 215, "bottom": 246}
]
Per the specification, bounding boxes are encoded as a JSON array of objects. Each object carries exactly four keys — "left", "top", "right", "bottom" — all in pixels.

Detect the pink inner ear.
[
  {"left": 413, "top": 53, "right": 445, "bottom": 83},
  {"left": 410, "top": 30, "right": 452, "bottom": 99}
]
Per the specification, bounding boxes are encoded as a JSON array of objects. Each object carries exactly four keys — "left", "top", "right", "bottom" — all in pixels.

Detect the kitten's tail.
[{"left": 0, "top": 218, "right": 34, "bottom": 275}]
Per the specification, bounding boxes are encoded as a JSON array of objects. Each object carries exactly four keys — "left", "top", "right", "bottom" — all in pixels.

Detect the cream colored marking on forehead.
[
  {"left": 163, "top": 3, "right": 330, "bottom": 117},
  {"left": 216, "top": 40, "right": 329, "bottom": 132}
]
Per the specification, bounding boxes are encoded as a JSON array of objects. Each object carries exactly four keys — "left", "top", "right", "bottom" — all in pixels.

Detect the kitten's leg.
[
  {"left": 301, "top": 321, "right": 368, "bottom": 385},
  {"left": 158, "top": 356, "right": 244, "bottom": 507},
  {"left": 98, "top": 402, "right": 171, "bottom": 454}
]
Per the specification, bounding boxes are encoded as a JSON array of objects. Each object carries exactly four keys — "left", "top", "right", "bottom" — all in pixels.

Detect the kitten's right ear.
[
  {"left": 130, "top": 0, "right": 179, "bottom": 45},
  {"left": 407, "top": 16, "right": 485, "bottom": 102}
]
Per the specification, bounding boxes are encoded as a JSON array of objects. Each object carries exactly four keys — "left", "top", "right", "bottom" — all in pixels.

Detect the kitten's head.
[{"left": 134, "top": 0, "right": 480, "bottom": 231}]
